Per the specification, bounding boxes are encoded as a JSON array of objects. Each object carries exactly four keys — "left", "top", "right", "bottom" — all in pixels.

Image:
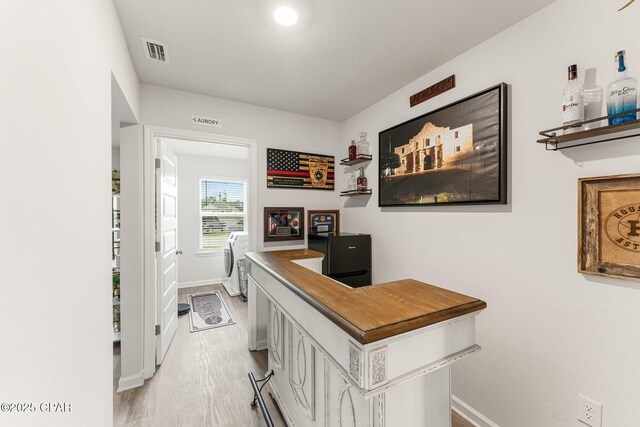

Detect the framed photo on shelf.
[
  {"left": 378, "top": 83, "right": 507, "bottom": 206},
  {"left": 307, "top": 210, "right": 340, "bottom": 234},
  {"left": 579, "top": 173, "right": 640, "bottom": 282},
  {"left": 264, "top": 207, "right": 305, "bottom": 242}
]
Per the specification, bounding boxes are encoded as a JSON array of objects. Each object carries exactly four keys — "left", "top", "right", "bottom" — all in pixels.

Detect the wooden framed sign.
[
  {"left": 579, "top": 173, "right": 640, "bottom": 281},
  {"left": 409, "top": 74, "right": 456, "bottom": 108}
]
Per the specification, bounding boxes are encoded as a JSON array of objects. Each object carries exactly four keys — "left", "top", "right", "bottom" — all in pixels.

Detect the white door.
[{"left": 156, "top": 142, "right": 179, "bottom": 364}]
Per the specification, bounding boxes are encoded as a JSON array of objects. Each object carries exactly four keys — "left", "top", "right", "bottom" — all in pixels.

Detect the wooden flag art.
[{"left": 267, "top": 148, "right": 335, "bottom": 190}]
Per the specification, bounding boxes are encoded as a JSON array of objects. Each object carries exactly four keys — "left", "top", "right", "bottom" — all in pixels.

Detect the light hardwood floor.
[
  {"left": 114, "top": 284, "right": 286, "bottom": 427},
  {"left": 113, "top": 283, "right": 474, "bottom": 427}
]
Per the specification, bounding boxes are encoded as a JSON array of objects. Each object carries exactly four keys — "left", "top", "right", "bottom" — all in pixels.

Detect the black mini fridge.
[{"left": 307, "top": 232, "right": 371, "bottom": 287}]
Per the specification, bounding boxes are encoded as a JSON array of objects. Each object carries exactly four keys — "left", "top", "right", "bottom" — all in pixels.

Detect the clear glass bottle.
[
  {"left": 356, "top": 131, "right": 370, "bottom": 156},
  {"left": 562, "top": 64, "right": 584, "bottom": 134},
  {"left": 606, "top": 50, "right": 638, "bottom": 125},
  {"left": 348, "top": 172, "right": 357, "bottom": 191},
  {"left": 583, "top": 68, "right": 603, "bottom": 130}
]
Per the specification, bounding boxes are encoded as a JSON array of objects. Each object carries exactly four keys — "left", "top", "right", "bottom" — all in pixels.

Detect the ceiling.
[
  {"left": 161, "top": 137, "right": 248, "bottom": 159},
  {"left": 113, "top": 0, "right": 555, "bottom": 121}
]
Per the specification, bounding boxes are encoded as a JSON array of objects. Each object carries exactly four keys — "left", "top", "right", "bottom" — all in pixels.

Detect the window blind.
[{"left": 200, "top": 179, "right": 246, "bottom": 249}]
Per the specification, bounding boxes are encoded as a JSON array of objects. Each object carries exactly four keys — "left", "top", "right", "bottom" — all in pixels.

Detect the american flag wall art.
[{"left": 267, "top": 148, "right": 335, "bottom": 190}]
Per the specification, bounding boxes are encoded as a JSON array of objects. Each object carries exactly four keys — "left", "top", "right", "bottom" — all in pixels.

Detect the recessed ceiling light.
[{"left": 274, "top": 7, "right": 298, "bottom": 26}]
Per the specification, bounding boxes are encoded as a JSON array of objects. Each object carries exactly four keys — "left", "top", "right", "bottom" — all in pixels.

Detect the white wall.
[
  {"left": 176, "top": 153, "right": 248, "bottom": 286},
  {"left": 0, "top": 1, "right": 139, "bottom": 426},
  {"left": 118, "top": 125, "right": 145, "bottom": 391},
  {"left": 112, "top": 147, "right": 120, "bottom": 169},
  {"left": 140, "top": 84, "right": 343, "bottom": 251},
  {"left": 339, "top": 0, "right": 640, "bottom": 425}
]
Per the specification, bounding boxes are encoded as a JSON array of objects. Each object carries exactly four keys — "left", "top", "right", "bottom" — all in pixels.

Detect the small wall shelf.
[
  {"left": 340, "top": 189, "right": 372, "bottom": 197},
  {"left": 339, "top": 154, "right": 372, "bottom": 166},
  {"left": 538, "top": 109, "right": 640, "bottom": 151}
]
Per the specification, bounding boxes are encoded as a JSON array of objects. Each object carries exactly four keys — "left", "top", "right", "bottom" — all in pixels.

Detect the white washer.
[{"left": 222, "top": 231, "right": 249, "bottom": 297}]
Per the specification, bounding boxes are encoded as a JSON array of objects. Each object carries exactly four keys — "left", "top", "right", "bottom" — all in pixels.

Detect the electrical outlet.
[{"left": 577, "top": 394, "right": 602, "bottom": 426}]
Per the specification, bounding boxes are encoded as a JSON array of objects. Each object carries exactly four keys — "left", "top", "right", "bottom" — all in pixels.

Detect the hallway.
[{"left": 113, "top": 284, "right": 286, "bottom": 427}]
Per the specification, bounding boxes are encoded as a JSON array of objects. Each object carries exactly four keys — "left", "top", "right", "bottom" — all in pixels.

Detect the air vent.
[{"left": 141, "top": 38, "right": 170, "bottom": 63}]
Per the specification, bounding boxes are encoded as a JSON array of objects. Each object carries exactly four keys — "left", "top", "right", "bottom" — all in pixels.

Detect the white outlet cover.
[{"left": 577, "top": 394, "right": 602, "bottom": 427}]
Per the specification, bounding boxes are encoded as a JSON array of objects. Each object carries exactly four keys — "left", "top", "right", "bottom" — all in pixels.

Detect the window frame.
[{"left": 198, "top": 176, "right": 247, "bottom": 254}]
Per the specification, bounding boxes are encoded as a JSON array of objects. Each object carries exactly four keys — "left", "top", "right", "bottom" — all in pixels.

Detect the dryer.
[{"left": 222, "top": 231, "right": 249, "bottom": 297}]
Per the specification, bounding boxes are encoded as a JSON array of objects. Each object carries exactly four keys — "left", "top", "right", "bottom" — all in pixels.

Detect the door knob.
[{"left": 176, "top": 249, "right": 183, "bottom": 255}]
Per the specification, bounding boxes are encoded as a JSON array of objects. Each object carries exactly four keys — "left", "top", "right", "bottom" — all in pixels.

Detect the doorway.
[
  {"left": 142, "top": 126, "right": 258, "bottom": 380},
  {"left": 110, "top": 75, "right": 140, "bottom": 393}
]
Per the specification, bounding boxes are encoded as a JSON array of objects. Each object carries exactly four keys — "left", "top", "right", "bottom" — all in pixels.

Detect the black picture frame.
[{"left": 378, "top": 83, "right": 507, "bottom": 206}]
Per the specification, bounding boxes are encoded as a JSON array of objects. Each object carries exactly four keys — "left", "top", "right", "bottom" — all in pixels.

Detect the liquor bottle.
[
  {"left": 348, "top": 140, "right": 357, "bottom": 160},
  {"left": 583, "top": 68, "right": 603, "bottom": 130},
  {"left": 562, "top": 64, "right": 584, "bottom": 134},
  {"left": 606, "top": 50, "right": 638, "bottom": 125},
  {"left": 348, "top": 172, "right": 357, "bottom": 191},
  {"left": 356, "top": 131, "right": 370, "bottom": 156},
  {"left": 357, "top": 167, "right": 367, "bottom": 191}
]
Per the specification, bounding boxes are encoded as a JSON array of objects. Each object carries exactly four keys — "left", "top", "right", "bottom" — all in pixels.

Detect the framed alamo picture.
[
  {"left": 379, "top": 83, "right": 507, "bottom": 206},
  {"left": 579, "top": 174, "right": 640, "bottom": 281}
]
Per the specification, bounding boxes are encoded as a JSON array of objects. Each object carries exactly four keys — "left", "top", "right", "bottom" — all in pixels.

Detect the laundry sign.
[{"left": 191, "top": 115, "right": 222, "bottom": 127}]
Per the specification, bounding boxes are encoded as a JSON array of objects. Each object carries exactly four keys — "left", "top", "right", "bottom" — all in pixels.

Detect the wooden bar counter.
[{"left": 246, "top": 249, "right": 486, "bottom": 427}]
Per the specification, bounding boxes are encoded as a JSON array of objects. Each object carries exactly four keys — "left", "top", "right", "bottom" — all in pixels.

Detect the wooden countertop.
[{"left": 246, "top": 249, "right": 486, "bottom": 345}]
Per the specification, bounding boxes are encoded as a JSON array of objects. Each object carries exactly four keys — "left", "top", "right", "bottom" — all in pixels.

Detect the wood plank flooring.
[
  {"left": 453, "top": 411, "right": 475, "bottom": 427},
  {"left": 114, "top": 284, "right": 286, "bottom": 427},
  {"left": 113, "top": 283, "right": 474, "bottom": 427}
]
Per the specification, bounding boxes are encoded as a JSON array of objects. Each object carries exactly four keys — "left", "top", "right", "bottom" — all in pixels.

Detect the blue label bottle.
[{"left": 606, "top": 50, "right": 638, "bottom": 125}]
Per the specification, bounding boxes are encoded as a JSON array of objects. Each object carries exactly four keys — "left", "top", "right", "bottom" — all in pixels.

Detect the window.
[
  {"left": 455, "top": 131, "right": 459, "bottom": 139},
  {"left": 200, "top": 178, "right": 246, "bottom": 250},
  {"left": 455, "top": 146, "right": 461, "bottom": 152}
]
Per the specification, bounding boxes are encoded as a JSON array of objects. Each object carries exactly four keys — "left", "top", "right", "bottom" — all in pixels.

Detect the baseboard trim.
[
  {"left": 452, "top": 395, "right": 500, "bottom": 427},
  {"left": 178, "top": 279, "right": 225, "bottom": 289},
  {"left": 255, "top": 338, "right": 267, "bottom": 351},
  {"left": 117, "top": 370, "right": 144, "bottom": 392}
]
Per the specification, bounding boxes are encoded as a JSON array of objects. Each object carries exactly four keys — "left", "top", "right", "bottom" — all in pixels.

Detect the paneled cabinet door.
[
  {"left": 288, "top": 323, "right": 315, "bottom": 421},
  {"left": 268, "top": 300, "right": 284, "bottom": 371},
  {"left": 324, "top": 361, "right": 383, "bottom": 427}
]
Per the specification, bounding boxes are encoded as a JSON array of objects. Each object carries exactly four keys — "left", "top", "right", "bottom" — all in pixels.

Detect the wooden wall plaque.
[
  {"left": 409, "top": 75, "right": 456, "bottom": 108},
  {"left": 579, "top": 173, "right": 640, "bottom": 281}
]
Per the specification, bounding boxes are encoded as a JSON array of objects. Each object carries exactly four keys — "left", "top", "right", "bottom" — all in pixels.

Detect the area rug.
[{"left": 187, "top": 290, "right": 235, "bottom": 332}]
